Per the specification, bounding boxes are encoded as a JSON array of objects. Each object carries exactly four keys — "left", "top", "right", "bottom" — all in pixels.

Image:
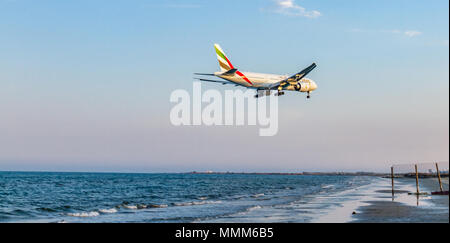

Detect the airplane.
[{"left": 194, "top": 44, "right": 318, "bottom": 99}]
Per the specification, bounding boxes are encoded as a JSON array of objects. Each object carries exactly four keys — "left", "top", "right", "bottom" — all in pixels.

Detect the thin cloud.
[
  {"left": 351, "top": 28, "right": 422, "bottom": 38},
  {"left": 273, "top": 0, "right": 321, "bottom": 18},
  {"left": 384, "top": 30, "right": 422, "bottom": 37},
  {"left": 404, "top": 30, "right": 422, "bottom": 37}
]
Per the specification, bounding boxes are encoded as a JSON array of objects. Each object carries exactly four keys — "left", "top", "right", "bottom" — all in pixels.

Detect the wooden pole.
[
  {"left": 436, "top": 163, "right": 443, "bottom": 193},
  {"left": 415, "top": 164, "right": 420, "bottom": 195},
  {"left": 391, "top": 166, "right": 395, "bottom": 199}
]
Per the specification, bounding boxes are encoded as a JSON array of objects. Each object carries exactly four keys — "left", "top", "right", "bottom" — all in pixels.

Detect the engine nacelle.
[{"left": 286, "top": 78, "right": 318, "bottom": 92}]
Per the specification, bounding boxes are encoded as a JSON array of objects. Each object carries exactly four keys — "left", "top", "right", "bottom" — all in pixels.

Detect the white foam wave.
[
  {"left": 123, "top": 204, "right": 138, "bottom": 210},
  {"left": 67, "top": 211, "right": 100, "bottom": 217},
  {"left": 174, "top": 202, "right": 193, "bottom": 206},
  {"left": 248, "top": 205, "right": 262, "bottom": 211},
  {"left": 234, "top": 205, "right": 263, "bottom": 216},
  {"left": 137, "top": 204, "right": 147, "bottom": 209},
  {"left": 99, "top": 208, "right": 118, "bottom": 214},
  {"left": 207, "top": 200, "right": 222, "bottom": 204},
  {"left": 174, "top": 200, "right": 222, "bottom": 207},
  {"left": 149, "top": 204, "right": 168, "bottom": 208}
]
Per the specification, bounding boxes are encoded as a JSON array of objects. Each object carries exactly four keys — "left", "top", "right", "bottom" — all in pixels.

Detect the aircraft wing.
[{"left": 268, "top": 63, "right": 317, "bottom": 89}]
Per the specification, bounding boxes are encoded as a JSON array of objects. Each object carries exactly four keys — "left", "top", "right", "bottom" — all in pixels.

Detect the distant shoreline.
[
  {"left": 1, "top": 170, "right": 448, "bottom": 178},
  {"left": 188, "top": 171, "right": 389, "bottom": 176},
  {"left": 0, "top": 170, "right": 387, "bottom": 175},
  {"left": 189, "top": 171, "right": 449, "bottom": 178}
]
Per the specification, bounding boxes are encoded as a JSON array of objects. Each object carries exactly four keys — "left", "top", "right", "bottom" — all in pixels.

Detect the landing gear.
[
  {"left": 306, "top": 92, "right": 311, "bottom": 99},
  {"left": 275, "top": 87, "right": 285, "bottom": 97},
  {"left": 255, "top": 89, "right": 272, "bottom": 98},
  {"left": 254, "top": 89, "right": 287, "bottom": 98},
  {"left": 254, "top": 90, "right": 264, "bottom": 98},
  {"left": 275, "top": 91, "right": 285, "bottom": 97}
]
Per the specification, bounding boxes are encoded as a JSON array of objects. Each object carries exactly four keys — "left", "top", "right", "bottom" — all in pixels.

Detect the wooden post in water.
[
  {"left": 391, "top": 166, "right": 395, "bottom": 199},
  {"left": 436, "top": 163, "right": 443, "bottom": 193},
  {"left": 415, "top": 164, "right": 420, "bottom": 195}
]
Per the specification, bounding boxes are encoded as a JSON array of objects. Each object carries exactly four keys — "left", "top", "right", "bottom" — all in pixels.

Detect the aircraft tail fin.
[{"left": 214, "top": 44, "right": 235, "bottom": 72}]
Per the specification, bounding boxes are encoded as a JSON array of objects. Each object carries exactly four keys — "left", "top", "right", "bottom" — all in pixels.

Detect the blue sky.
[{"left": 0, "top": 0, "right": 448, "bottom": 172}]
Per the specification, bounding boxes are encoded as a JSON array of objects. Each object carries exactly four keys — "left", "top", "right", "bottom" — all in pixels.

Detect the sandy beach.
[{"left": 353, "top": 177, "right": 449, "bottom": 223}]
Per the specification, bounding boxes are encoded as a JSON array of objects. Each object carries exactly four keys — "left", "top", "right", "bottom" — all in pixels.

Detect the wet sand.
[{"left": 354, "top": 178, "right": 449, "bottom": 223}]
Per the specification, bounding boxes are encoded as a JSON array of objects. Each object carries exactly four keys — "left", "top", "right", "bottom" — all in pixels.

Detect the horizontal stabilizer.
[
  {"left": 221, "top": 68, "right": 237, "bottom": 76},
  {"left": 194, "top": 73, "right": 215, "bottom": 76},
  {"left": 195, "top": 78, "right": 230, "bottom": 85}
]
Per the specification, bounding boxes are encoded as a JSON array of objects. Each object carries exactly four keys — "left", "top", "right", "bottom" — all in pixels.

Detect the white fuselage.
[{"left": 214, "top": 71, "right": 318, "bottom": 92}]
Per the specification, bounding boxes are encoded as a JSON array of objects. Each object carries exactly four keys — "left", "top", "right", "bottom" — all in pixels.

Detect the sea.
[{"left": 0, "top": 172, "right": 376, "bottom": 223}]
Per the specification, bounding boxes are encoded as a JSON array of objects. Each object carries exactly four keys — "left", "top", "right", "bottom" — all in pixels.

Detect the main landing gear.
[
  {"left": 275, "top": 87, "right": 285, "bottom": 97},
  {"left": 254, "top": 90, "right": 285, "bottom": 98},
  {"left": 254, "top": 90, "right": 272, "bottom": 98}
]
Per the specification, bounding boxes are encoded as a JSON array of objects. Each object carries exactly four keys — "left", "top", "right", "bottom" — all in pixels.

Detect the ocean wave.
[
  {"left": 67, "top": 211, "right": 100, "bottom": 217},
  {"left": 137, "top": 204, "right": 148, "bottom": 209},
  {"left": 37, "top": 207, "right": 57, "bottom": 213},
  {"left": 251, "top": 193, "right": 265, "bottom": 198},
  {"left": 256, "top": 197, "right": 271, "bottom": 201},
  {"left": 173, "top": 202, "right": 194, "bottom": 206},
  {"left": 148, "top": 204, "right": 168, "bottom": 208},
  {"left": 321, "top": 185, "right": 334, "bottom": 189},
  {"left": 248, "top": 205, "right": 262, "bottom": 211},
  {"left": 122, "top": 204, "right": 138, "bottom": 210},
  {"left": 99, "top": 208, "right": 118, "bottom": 214},
  {"left": 232, "top": 205, "right": 263, "bottom": 216},
  {"left": 232, "top": 195, "right": 246, "bottom": 200},
  {"left": 173, "top": 200, "right": 222, "bottom": 207}
]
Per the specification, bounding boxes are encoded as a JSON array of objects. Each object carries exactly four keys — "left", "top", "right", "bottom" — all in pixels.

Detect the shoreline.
[
  {"left": 311, "top": 176, "right": 449, "bottom": 223},
  {"left": 352, "top": 177, "right": 449, "bottom": 223}
]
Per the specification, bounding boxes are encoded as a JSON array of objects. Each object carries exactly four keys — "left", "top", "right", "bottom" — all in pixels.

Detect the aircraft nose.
[{"left": 311, "top": 81, "right": 318, "bottom": 91}]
